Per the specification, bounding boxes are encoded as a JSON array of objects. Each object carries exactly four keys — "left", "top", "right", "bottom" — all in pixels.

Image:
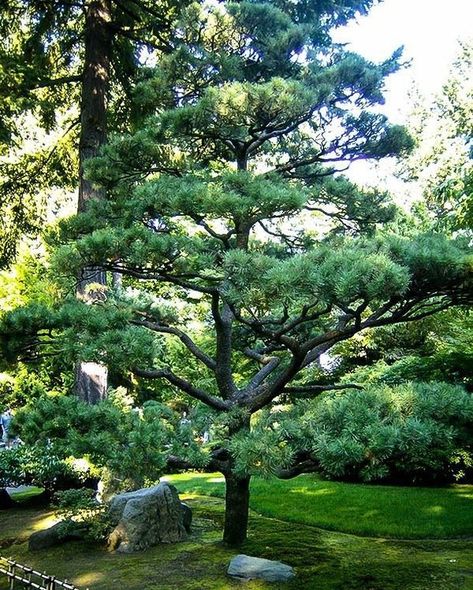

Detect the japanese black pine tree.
[{"left": 2, "top": 0, "right": 472, "bottom": 546}]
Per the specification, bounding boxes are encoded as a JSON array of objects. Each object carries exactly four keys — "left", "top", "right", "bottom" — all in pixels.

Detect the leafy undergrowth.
[
  {"left": 1, "top": 494, "right": 473, "bottom": 590},
  {"left": 165, "top": 473, "right": 473, "bottom": 539}
]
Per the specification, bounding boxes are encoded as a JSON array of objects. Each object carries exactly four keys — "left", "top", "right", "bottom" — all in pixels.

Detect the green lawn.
[
  {"left": 165, "top": 472, "right": 473, "bottom": 539},
  {"left": 1, "top": 476, "right": 472, "bottom": 590},
  {"left": 8, "top": 487, "right": 44, "bottom": 503},
  {"left": 1, "top": 496, "right": 473, "bottom": 590}
]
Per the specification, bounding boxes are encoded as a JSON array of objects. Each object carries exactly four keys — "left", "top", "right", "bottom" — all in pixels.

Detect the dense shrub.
[
  {"left": 308, "top": 382, "right": 473, "bottom": 484},
  {"left": 10, "top": 390, "right": 209, "bottom": 494},
  {"left": 53, "top": 488, "right": 111, "bottom": 541},
  {"left": 0, "top": 444, "right": 94, "bottom": 491}
]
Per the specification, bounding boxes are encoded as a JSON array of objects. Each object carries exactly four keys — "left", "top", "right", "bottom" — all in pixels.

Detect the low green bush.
[
  {"left": 53, "top": 488, "right": 111, "bottom": 541},
  {"left": 9, "top": 389, "right": 209, "bottom": 495},
  {"left": 307, "top": 382, "right": 472, "bottom": 484}
]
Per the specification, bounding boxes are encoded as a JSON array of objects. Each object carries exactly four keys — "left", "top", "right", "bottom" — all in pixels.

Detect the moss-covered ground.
[{"left": 1, "top": 486, "right": 472, "bottom": 590}]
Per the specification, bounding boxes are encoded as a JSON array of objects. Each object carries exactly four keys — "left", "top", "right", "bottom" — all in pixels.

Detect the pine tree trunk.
[
  {"left": 75, "top": 0, "right": 112, "bottom": 403},
  {"left": 223, "top": 471, "right": 251, "bottom": 546}
]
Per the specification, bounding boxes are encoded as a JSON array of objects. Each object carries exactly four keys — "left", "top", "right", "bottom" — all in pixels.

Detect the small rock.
[{"left": 228, "top": 554, "right": 295, "bottom": 582}]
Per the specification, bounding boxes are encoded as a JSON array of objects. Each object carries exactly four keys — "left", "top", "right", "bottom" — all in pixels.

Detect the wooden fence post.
[
  {"left": 25, "top": 566, "right": 32, "bottom": 586},
  {"left": 8, "top": 561, "right": 15, "bottom": 590},
  {"left": 0, "top": 557, "right": 80, "bottom": 590}
]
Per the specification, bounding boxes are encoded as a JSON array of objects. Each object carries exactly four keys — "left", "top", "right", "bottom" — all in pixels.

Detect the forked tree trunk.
[
  {"left": 75, "top": 0, "right": 112, "bottom": 403},
  {"left": 223, "top": 471, "right": 251, "bottom": 546}
]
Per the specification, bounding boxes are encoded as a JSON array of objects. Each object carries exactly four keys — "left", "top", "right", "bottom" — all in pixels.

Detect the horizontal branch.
[
  {"left": 276, "top": 457, "right": 319, "bottom": 480},
  {"left": 133, "top": 367, "right": 229, "bottom": 411},
  {"left": 25, "top": 75, "right": 82, "bottom": 91},
  {"left": 165, "top": 455, "right": 195, "bottom": 471},
  {"left": 103, "top": 264, "right": 219, "bottom": 295},
  {"left": 166, "top": 446, "right": 231, "bottom": 473}
]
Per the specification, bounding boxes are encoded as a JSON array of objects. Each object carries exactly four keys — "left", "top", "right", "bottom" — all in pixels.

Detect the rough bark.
[
  {"left": 76, "top": 0, "right": 112, "bottom": 403},
  {"left": 75, "top": 361, "right": 109, "bottom": 405},
  {"left": 78, "top": 0, "right": 112, "bottom": 213},
  {"left": 223, "top": 471, "right": 251, "bottom": 547}
]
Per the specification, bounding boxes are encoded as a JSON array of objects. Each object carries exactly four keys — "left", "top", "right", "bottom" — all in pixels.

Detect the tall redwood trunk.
[
  {"left": 76, "top": 0, "right": 112, "bottom": 403},
  {"left": 78, "top": 0, "right": 112, "bottom": 213},
  {"left": 223, "top": 471, "right": 251, "bottom": 546}
]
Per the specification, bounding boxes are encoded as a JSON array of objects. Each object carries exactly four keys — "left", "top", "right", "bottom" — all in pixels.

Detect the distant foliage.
[
  {"left": 307, "top": 382, "right": 473, "bottom": 484},
  {"left": 0, "top": 443, "right": 91, "bottom": 491},
  {"left": 403, "top": 40, "right": 473, "bottom": 230},
  {"left": 334, "top": 310, "right": 473, "bottom": 390}
]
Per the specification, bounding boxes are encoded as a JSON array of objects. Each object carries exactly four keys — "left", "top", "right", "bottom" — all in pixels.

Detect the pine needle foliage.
[{"left": 1, "top": 0, "right": 472, "bottom": 545}]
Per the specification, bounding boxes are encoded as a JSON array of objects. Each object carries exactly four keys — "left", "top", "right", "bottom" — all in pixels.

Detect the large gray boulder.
[
  {"left": 108, "top": 483, "right": 189, "bottom": 553},
  {"left": 228, "top": 554, "right": 295, "bottom": 582}
]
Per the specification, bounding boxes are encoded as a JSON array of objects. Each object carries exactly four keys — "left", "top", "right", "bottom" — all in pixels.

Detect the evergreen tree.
[
  {"left": 402, "top": 40, "right": 473, "bottom": 230},
  {"left": 0, "top": 0, "right": 192, "bottom": 268},
  {"left": 1, "top": 0, "right": 472, "bottom": 546},
  {"left": 0, "top": 0, "right": 195, "bottom": 400}
]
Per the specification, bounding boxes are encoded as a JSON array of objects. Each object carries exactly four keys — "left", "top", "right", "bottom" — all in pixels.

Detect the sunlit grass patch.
[
  {"left": 0, "top": 509, "right": 58, "bottom": 543},
  {"left": 166, "top": 472, "right": 473, "bottom": 539}
]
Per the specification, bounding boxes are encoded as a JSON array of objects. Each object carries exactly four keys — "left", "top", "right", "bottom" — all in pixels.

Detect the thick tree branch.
[
  {"left": 245, "top": 357, "right": 281, "bottom": 391},
  {"left": 302, "top": 313, "right": 353, "bottom": 367},
  {"left": 212, "top": 293, "right": 238, "bottom": 398},
  {"left": 248, "top": 354, "right": 305, "bottom": 412},
  {"left": 131, "top": 318, "right": 216, "bottom": 371},
  {"left": 166, "top": 446, "right": 231, "bottom": 473},
  {"left": 133, "top": 367, "right": 229, "bottom": 411},
  {"left": 190, "top": 214, "right": 235, "bottom": 248},
  {"left": 276, "top": 456, "right": 319, "bottom": 479}
]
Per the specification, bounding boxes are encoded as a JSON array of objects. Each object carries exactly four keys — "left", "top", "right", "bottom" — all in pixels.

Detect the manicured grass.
[
  {"left": 165, "top": 472, "right": 473, "bottom": 539},
  {"left": 1, "top": 496, "right": 473, "bottom": 590},
  {"left": 8, "top": 487, "right": 44, "bottom": 503}
]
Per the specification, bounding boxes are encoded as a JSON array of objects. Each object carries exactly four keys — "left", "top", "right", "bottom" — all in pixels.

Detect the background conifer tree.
[{"left": 1, "top": 0, "right": 196, "bottom": 400}]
